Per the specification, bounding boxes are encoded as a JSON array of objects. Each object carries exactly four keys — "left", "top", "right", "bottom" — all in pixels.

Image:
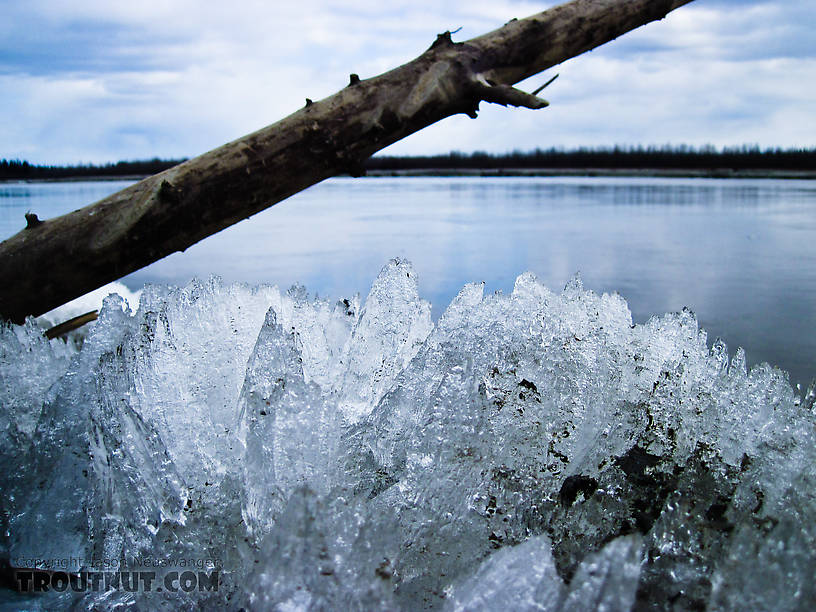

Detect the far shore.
[
  {"left": 364, "top": 167, "right": 816, "bottom": 179},
  {"left": 3, "top": 168, "right": 816, "bottom": 183}
]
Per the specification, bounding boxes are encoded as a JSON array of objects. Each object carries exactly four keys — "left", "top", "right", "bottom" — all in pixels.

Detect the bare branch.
[
  {"left": 0, "top": 0, "right": 697, "bottom": 323},
  {"left": 44, "top": 310, "right": 99, "bottom": 340},
  {"left": 532, "top": 74, "right": 559, "bottom": 96}
]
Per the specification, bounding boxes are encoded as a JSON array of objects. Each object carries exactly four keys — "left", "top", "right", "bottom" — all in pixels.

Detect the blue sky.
[{"left": 1, "top": 0, "right": 813, "bottom": 164}]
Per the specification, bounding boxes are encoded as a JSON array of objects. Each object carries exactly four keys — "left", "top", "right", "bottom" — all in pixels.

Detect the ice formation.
[
  {"left": 37, "top": 281, "right": 142, "bottom": 327},
  {"left": 1, "top": 259, "right": 814, "bottom": 610}
]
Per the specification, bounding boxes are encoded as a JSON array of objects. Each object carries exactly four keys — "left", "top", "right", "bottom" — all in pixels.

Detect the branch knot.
[
  {"left": 24, "top": 212, "right": 42, "bottom": 229},
  {"left": 430, "top": 31, "right": 454, "bottom": 50}
]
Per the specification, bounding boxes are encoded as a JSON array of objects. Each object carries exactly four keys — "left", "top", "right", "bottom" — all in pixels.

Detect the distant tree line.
[
  {"left": 0, "top": 158, "right": 187, "bottom": 180},
  {"left": 366, "top": 145, "right": 816, "bottom": 172},
  {"left": 1, "top": 146, "right": 814, "bottom": 179}
]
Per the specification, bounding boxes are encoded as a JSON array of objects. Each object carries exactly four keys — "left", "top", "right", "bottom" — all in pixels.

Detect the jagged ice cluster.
[{"left": 1, "top": 259, "right": 814, "bottom": 610}]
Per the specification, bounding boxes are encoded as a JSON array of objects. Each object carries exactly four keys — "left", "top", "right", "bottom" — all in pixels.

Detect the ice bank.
[{"left": 1, "top": 259, "right": 814, "bottom": 610}]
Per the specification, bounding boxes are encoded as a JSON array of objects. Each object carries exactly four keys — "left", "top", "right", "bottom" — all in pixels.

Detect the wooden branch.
[
  {"left": 0, "top": 0, "right": 696, "bottom": 323},
  {"left": 43, "top": 310, "right": 99, "bottom": 340}
]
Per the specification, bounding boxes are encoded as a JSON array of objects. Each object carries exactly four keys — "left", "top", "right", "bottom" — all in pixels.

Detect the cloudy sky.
[{"left": 1, "top": 0, "right": 813, "bottom": 164}]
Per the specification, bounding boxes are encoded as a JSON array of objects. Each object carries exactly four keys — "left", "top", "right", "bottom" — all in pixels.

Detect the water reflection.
[
  {"left": 0, "top": 180, "right": 135, "bottom": 232},
  {"left": 1, "top": 176, "right": 814, "bottom": 388}
]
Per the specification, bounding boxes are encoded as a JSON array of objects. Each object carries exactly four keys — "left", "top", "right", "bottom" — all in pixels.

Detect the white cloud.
[{"left": 0, "top": 0, "right": 813, "bottom": 163}]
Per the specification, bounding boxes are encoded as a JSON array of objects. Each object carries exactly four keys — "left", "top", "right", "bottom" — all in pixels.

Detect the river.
[{"left": 2, "top": 176, "right": 814, "bottom": 388}]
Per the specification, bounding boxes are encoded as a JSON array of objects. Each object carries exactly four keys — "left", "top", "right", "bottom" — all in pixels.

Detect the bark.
[{"left": 0, "top": 0, "right": 696, "bottom": 323}]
